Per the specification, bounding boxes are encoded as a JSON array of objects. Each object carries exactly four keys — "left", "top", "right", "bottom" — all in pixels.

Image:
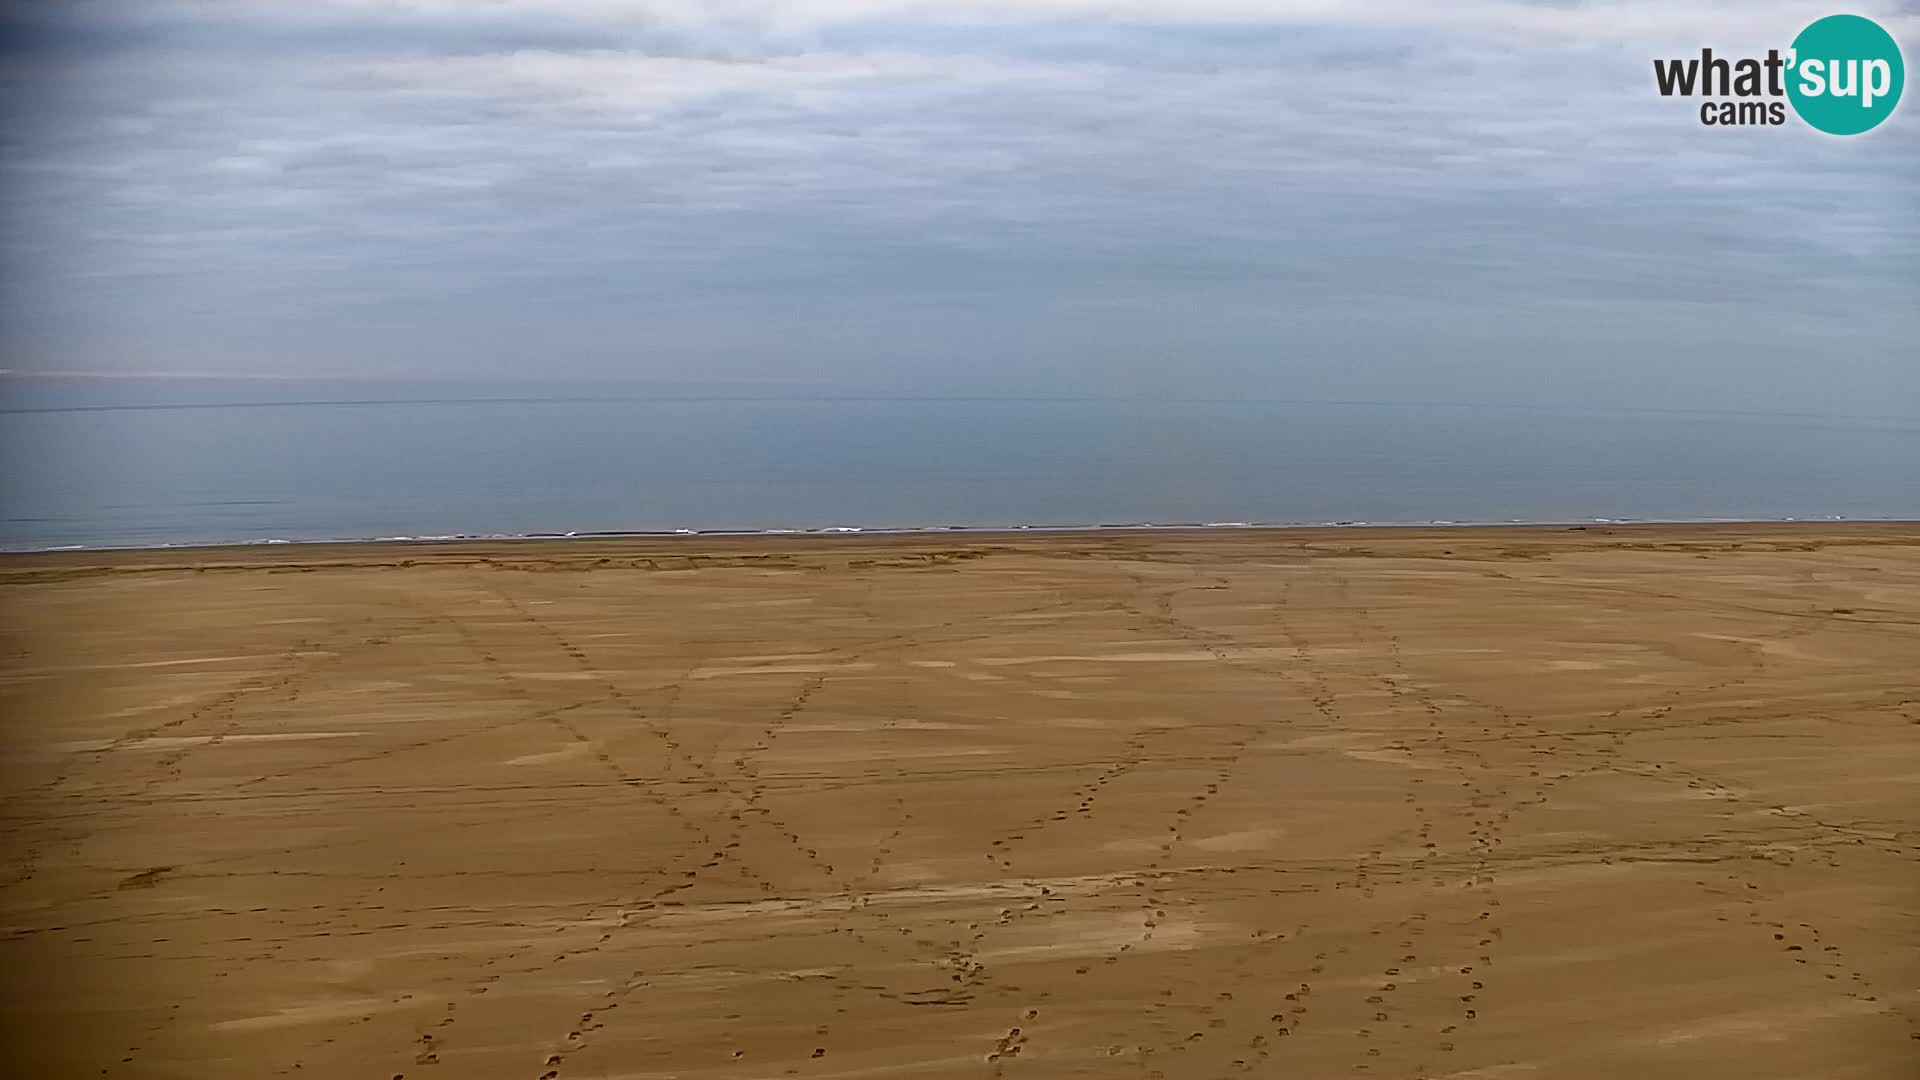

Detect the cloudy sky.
[{"left": 2, "top": 0, "right": 1916, "bottom": 414}]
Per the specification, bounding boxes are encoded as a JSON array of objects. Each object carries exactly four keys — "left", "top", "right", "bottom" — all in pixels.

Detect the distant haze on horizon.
[{"left": 2, "top": 1, "right": 1917, "bottom": 418}]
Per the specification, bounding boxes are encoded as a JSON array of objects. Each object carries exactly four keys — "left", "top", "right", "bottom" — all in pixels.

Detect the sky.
[{"left": 1, "top": 0, "right": 1916, "bottom": 415}]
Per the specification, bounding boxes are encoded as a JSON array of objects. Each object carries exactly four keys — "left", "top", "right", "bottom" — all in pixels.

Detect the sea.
[{"left": 3, "top": 378, "right": 1915, "bottom": 551}]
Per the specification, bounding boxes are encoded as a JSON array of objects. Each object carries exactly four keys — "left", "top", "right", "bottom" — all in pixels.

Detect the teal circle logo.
[{"left": 1787, "top": 14, "right": 1904, "bottom": 135}]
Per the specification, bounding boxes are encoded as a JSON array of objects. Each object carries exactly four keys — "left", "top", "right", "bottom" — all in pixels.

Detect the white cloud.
[
  {"left": 38, "top": 0, "right": 1920, "bottom": 55},
  {"left": 1, "top": 0, "right": 1914, "bottom": 402}
]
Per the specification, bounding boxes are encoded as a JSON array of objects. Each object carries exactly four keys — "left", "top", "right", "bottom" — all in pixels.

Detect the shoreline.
[
  {"left": 3, "top": 517, "right": 1915, "bottom": 578},
  {"left": 5, "top": 514, "right": 1915, "bottom": 561}
]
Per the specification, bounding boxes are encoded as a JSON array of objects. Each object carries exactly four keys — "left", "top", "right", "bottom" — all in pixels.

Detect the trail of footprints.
[
  {"left": 413, "top": 589, "right": 749, "bottom": 1078},
  {"left": 1110, "top": 574, "right": 1392, "bottom": 1073},
  {"left": 1336, "top": 573, "right": 1522, "bottom": 1068},
  {"left": 4, "top": 630, "right": 356, "bottom": 892},
  {"left": 512, "top": 581, "right": 1107, "bottom": 1078},
  {"left": 353, "top": 559, "right": 1909, "bottom": 1079}
]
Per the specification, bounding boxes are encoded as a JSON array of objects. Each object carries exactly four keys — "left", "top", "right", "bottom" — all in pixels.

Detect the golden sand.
[{"left": 2, "top": 524, "right": 1916, "bottom": 1078}]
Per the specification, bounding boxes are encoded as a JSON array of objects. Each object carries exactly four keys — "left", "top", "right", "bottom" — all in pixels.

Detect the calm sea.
[{"left": 3, "top": 379, "right": 1915, "bottom": 550}]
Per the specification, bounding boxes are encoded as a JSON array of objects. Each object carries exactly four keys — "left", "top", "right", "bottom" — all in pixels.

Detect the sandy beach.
[{"left": 1, "top": 522, "right": 1916, "bottom": 1079}]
